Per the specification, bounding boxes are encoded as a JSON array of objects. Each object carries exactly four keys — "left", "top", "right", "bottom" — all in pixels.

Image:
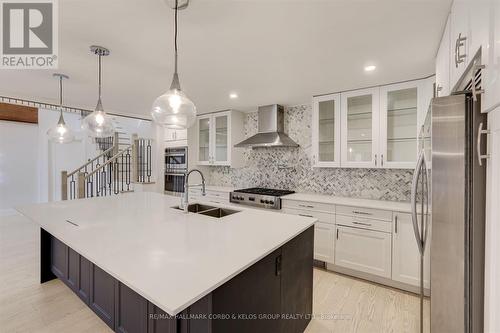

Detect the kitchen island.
[{"left": 17, "top": 192, "right": 315, "bottom": 333}]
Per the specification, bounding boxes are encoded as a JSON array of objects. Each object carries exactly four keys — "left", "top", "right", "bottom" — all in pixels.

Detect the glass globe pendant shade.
[
  {"left": 47, "top": 113, "right": 75, "bottom": 144},
  {"left": 82, "top": 99, "right": 115, "bottom": 138},
  {"left": 152, "top": 86, "right": 196, "bottom": 129}
]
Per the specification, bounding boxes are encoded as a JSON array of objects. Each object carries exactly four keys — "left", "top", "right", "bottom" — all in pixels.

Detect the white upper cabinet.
[
  {"left": 192, "top": 110, "right": 245, "bottom": 167},
  {"left": 164, "top": 128, "right": 187, "bottom": 142},
  {"left": 164, "top": 128, "right": 188, "bottom": 148},
  {"left": 449, "top": 0, "right": 471, "bottom": 88},
  {"left": 340, "top": 88, "right": 380, "bottom": 168},
  {"left": 312, "top": 77, "right": 432, "bottom": 169},
  {"left": 197, "top": 114, "right": 211, "bottom": 164},
  {"left": 312, "top": 94, "right": 341, "bottom": 167},
  {"left": 436, "top": 15, "right": 451, "bottom": 97},
  {"left": 379, "top": 81, "right": 426, "bottom": 169},
  {"left": 481, "top": 0, "right": 500, "bottom": 113}
]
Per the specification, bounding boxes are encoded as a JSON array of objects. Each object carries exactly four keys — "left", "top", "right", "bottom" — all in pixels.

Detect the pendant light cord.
[
  {"left": 58, "top": 75, "right": 63, "bottom": 119},
  {"left": 98, "top": 53, "right": 102, "bottom": 101},
  {"left": 174, "top": 0, "right": 178, "bottom": 74},
  {"left": 58, "top": 76, "right": 63, "bottom": 107}
]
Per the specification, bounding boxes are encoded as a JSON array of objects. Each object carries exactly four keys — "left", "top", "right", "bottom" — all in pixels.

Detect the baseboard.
[{"left": 322, "top": 262, "right": 431, "bottom": 296}]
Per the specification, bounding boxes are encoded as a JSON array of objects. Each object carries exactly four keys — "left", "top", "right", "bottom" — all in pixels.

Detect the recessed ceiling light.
[
  {"left": 229, "top": 93, "right": 238, "bottom": 99},
  {"left": 364, "top": 65, "right": 376, "bottom": 72}
]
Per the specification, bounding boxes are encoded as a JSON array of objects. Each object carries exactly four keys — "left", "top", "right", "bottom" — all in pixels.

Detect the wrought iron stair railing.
[{"left": 62, "top": 135, "right": 154, "bottom": 200}]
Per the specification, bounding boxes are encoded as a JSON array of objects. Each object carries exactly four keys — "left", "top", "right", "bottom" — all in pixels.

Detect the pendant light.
[
  {"left": 47, "top": 73, "right": 75, "bottom": 144},
  {"left": 82, "top": 45, "right": 114, "bottom": 138},
  {"left": 151, "top": 0, "right": 196, "bottom": 129}
]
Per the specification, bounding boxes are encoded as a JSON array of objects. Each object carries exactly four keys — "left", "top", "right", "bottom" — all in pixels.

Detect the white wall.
[{"left": 0, "top": 120, "right": 39, "bottom": 213}]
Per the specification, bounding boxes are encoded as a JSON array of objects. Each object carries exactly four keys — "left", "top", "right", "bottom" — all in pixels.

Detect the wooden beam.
[{"left": 0, "top": 102, "right": 38, "bottom": 124}]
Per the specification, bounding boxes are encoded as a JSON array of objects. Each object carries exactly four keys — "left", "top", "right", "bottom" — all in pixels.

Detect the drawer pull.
[
  {"left": 353, "top": 221, "right": 372, "bottom": 227},
  {"left": 299, "top": 204, "right": 315, "bottom": 209},
  {"left": 298, "top": 214, "right": 314, "bottom": 218},
  {"left": 353, "top": 210, "right": 372, "bottom": 216}
]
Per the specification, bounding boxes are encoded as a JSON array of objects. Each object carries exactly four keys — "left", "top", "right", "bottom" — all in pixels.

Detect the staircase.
[{"left": 61, "top": 133, "right": 153, "bottom": 201}]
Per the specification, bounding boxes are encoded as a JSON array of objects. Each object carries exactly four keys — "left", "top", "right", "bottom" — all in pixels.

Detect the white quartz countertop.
[
  {"left": 17, "top": 192, "right": 315, "bottom": 316},
  {"left": 282, "top": 193, "right": 412, "bottom": 213}
]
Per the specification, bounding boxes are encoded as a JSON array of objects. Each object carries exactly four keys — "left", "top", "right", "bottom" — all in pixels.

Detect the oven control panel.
[{"left": 229, "top": 192, "right": 280, "bottom": 210}]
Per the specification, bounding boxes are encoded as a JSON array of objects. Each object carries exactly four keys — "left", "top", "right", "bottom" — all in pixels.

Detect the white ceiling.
[{"left": 0, "top": 0, "right": 452, "bottom": 118}]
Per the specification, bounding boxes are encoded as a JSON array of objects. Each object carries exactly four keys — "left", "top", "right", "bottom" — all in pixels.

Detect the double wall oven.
[{"left": 164, "top": 147, "right": 187, "bottom": 195}]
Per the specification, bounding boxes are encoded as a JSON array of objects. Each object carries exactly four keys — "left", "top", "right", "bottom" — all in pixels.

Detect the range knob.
[
  {"left": 260, "top": 199, "right": 265, "bottom": 204},
  {"left": 269, "top": 201, "right": 275, "bottom": 205},
  {"left": 239, "top": 196, "right": 244, "bottom": 200}
]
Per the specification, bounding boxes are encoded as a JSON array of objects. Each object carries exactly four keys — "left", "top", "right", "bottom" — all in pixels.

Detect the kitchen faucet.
[{"left": 181, "top": 169, "right": 206, "bottom": 213}]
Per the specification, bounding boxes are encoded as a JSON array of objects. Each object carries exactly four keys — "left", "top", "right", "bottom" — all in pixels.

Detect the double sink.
[{"left": 173, "top": 203, "right": 240, "bottom": 218}]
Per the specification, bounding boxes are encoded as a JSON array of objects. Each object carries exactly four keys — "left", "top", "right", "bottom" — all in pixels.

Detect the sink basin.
[
  {"left": 172, "top": 203, "right": 217, "bottom": 213},
  {"left": 172, "top": 204, "right": 240, "bottom": 218},
  {"left": 198, "top": 208, "right": 240, "bottom": 218}
]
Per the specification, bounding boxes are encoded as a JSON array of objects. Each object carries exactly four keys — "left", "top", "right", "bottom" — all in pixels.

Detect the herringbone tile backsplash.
[{"left": 207, "top": 104, "right": 413, "bottom": 202}]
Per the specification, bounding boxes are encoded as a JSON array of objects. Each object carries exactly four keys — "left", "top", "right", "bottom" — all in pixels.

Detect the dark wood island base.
[{"left": 40, "top": 226, "right": 314, "bottom": 333}]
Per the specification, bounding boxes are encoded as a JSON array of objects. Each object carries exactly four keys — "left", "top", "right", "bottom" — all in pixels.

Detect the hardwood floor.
[{"left": 0, "top": 213, "right": 428, "bottom": 333}]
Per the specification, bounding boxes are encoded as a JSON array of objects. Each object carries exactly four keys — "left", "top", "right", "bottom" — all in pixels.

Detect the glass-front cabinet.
[
  {"left": 197, "top": 115, "right": 211, "bottom": 164},
  {"left": 214, "top": 114, "right": 228, "bottom": 163},
  {"left": 195, "top": 110, "right": 245, "bottom": 167},
  {"left": 312, "top": 77, "right": 433, "bottom": 169},
  {"left": 312, "top": 94, "right": 341, "bottom": 167},
  {"left": 197, "top": 111, "right": 230, "bottom": 166},
  {"left": 340, "top": 87, "right": 380, "bottom": 168},
  {"left": 379, "top": 80, "right": 426, "bottom": 168}
]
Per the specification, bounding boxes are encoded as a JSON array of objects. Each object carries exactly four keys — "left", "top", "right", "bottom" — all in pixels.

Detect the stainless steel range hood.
[{"left": 234, "top": 104, "right": 299, "bottom": 148}]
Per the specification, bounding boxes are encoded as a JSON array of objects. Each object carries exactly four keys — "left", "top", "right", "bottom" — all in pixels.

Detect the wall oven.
[{"left": 165, "top": 147, "right": 187, "bottom": 194}]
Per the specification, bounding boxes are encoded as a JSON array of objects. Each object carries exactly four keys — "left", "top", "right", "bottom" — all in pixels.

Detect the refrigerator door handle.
[
  {"left": 411, "top": 151, "right": 425, "bottom": 255},
  {"left": 477, "top": 122, "right": 490, "bottom": 166},
  {"left": 421, "top": 161, "right": 430, "bottom": 249}
]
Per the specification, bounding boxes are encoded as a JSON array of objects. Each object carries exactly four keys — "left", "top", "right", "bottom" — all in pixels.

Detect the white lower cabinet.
[
  {"left": 282, "top": 205, "right": 335, "bottom": 264},
  {"left": 314, "top": 222, "right": 335, "bottom": 264},
  {"left": 335, "top": 225, "right": 392, "bottom": 278},
  {"left": 392, "top": 213, "right": 430, "bottom": 288}
]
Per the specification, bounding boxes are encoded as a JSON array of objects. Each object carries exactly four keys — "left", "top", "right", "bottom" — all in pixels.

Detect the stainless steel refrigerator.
[{"left": 413, "top": 92, "right": 487, "bottom": 332}]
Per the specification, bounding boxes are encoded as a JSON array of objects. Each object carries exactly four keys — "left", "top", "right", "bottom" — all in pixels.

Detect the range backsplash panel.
[{"left": 207, "top": 104, "right": 413, "bottom": 202}]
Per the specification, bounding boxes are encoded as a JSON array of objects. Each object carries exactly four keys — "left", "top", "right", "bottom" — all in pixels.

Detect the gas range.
[{"left": 229, "top": 187, "right": 295, "bottom": 210}]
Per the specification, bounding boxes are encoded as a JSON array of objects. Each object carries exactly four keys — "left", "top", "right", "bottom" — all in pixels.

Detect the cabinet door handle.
[
  {"left": 299, "top": 204, "right": 314, "bottom": 209},
  {"left": 298, "top": 213, "right": 314, "bottom": 218},
  {"left": 395, "top": 215, "right": 398, "bottom": 234},
  {"left": 336, "top": 228, "right": 339, "bottom": 240},
  {"left": 455, "top": 33, "right": 467, "bottom": 68},
  {"left": 353, "top": 221, "right": 372, "bottom": 227},
  {"left": 275, "top": 255, "right": 282, "bottom": 276},
  {"left": 375, "top": 154, "right": 377, "bottom": 166},
  {"left": 381, "top": 154, "right": 384, "bottom": 167},
  {"left": 477, "top": 122, "right": 490, "bottom": 166},
  {"left": 353, "top": 210, "right": 372, "bottom": 216}
]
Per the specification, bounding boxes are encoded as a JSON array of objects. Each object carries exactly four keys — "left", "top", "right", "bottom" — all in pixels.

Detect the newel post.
[
  {"left": 77, "top": 172, "right": 86, "bottom": 199},
  {"left": 113, "top": 131, "right": 120, "bottom": 155},
  {"left": 61, "top": 171, "right": 68, "bottom": 201}
]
